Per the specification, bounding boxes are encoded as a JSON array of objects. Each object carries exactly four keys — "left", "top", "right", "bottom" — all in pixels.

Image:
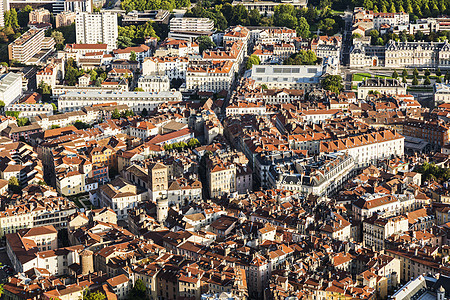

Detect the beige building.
[
  {"left": 17, "top": 225, "right": 58, "bottom": 252},
  {"left": 385, "top": 40, "right": 450, "bottom": 68},
  {"left": 8, "top": 29, "right": 55, "bottom": 64},
  {"left": 207, "top": 162, "right": 236, "bottom": 198},
  {"left": 56, "top": 11, "right": 76, "bottom": 28},
  {"left": 357, "top": 78, "right": 407, "bottom": 100},
  {"left": 148, "top": 162, "right": 168, "bottom": 200},
  {"left": 363, "top": 215, "right": 408, "bottom": 251},
  {"left": 29, "top": 8, "right": 51, "bottom": 24}
]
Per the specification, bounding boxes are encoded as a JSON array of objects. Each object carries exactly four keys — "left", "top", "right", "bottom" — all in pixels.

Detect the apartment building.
[
  {"left": 169, "top": 18, "right": 214, "bottom": 32},
  {"left": 320, "top": 129, "right": 404, "bottom": 167},
  {"left": 434, "top": 82, "right": 450, "bottom": 104},
  {"left": 207, "top": 162, "right": 236, "bottom": 198},
  {"left": 385, "top": 41, "right": 450, "bottom": 68},
  {"left": 113, "top": 44, "right": 151, "bottom": 62},
  {"left": 55, "top": 10, "right": 76, "bottom": 28},
  {"left": 36, "top": 64, "right": 58, "bottom": 89},
  {"left": 398, "top": 120, "right": 450, "bottom": 148},
  {"left": 9, "top": 103, "right": 53, "bottom": 118},
  {"left": 358, "top": 78, "right": 407, "bottom": 100},
  {"left": 223, "top": 25, "right": 250, "bottom": 55},
  {"left": 186, "top": 61, "right": 235, "bottom": 93},
  {"left": 8, "top": 29, "right": 55, "bottom": 63},
  {"left": 268, "top": 152, "right": 355, "bottom": 196},
  {"left": 154, "top": 38, "right": 199, "bottom": 57},
  {"left": 137, "top": 75, "right": 170, "bottom": 92},
  {"left": 29, "top": 8, "right": 51, "bottom": 24},
  {"left": 57, "top": 90, "right": 182, "bottom": 113},
  {"left": 65, "top": 0, "right": 92, "bottom": 12},
  {"left": 75, "top": 12, "right": 118, "bottom": 51},
  {"left": 0, "top": 72, "right": 22, "bottom": 107},
  {"left": 363, "top": 215, "right": 409, "bottom": 251},
  {"left": 250, "top": 65, "right": 324, "bottom": 90},
  {"left": 143, "top": 56, "right": 188, "bottom": 80},
  {"left": 373, "top": 12, "right": 409, "bottom": 29}
]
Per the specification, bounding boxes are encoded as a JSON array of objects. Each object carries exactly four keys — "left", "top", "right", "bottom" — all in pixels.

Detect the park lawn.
[{"left": 353, "top": 73, "right": 371, "bottom": 81}]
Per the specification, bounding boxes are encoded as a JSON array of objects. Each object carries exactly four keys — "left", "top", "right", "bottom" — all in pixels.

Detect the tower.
[
  {"left": 148, "top": 162, "right": 168, "bottom": 201},
  {"left": 438, "top": 286, "right": 445, "bottom": 300},
  {"left": 156, "top": 197, "right": 169, "bottom": 224},
  {"left": 79, "top": 249, "right": 94, "bottom": 275}
]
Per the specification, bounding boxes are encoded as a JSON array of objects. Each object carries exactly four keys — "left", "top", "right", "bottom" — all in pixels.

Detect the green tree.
[
  {"left": 284, "top": 50, "right": 318, "bottom": 65},
  {"left": 318, "top": 18, "right": 336, "bottom": 35},
  {"left": 51, "top": 103, "right": 57, "bottom": 112},
  {"left": 412, "top": 75, "right": 419, "bottom": 85},
  {"left": 197, "top": 36, "right": 215, "bottom": 54},
  {"left": 38, "top": 81, "right": 51, "bottom": 95},
  {"left": 187, "top": 138, "right": 200, "bottom": 148},
  {"left": 8, "top": 176, "right": 20, "bottom": 192},
  {"left": 51, "top": 31, "right": 65, "bottom": 45},
  {"left": 425, "top": 69, "right": 430, "bottom": 76},
  {"left": 402, "top": 69, "right": 408, "bottom": 77},
  {"left": 273, "top": 4, "right": 297, "bottom": 28},
  {"left": 424, "top": 75, "right": 431, "bottom": 85},
  {"left": 297, "top": 17, "right": 310, "bottom": 38},
  {"left": 249, "top": 9, "right": 261, "bottom": 26},
  {"left": 392, "top": 70, "right": 399, "bottom": 78},
  {"left": 437, "top": 68, "right": 442, "bottom": 76},
  {"left": 246, "top": 54, "right": 260, "bottom": 70},
  {"left": 141, "top": 108, "right": 148, "bottom": 116},
  {"left": 413, "top": 68, "right": 419, "bottom": 76},
  {"left": 134, "top": 87, "right": 144, "bottom": 91},
  {"left": 112, "top": 108, "right": 121, "bottom": 119},
  {"left": 83, "top": 290, "right": 106, "bottom": 300},
  {"left": 389, "top": 2, "right": 396, "bottom": 12},
  {"left": 321, "top": 75, "right": 343, "bottom": 94},
  {"left": 402, "top": 76, "right": 407, "bottom": 83},
  {"left": 127, "top": 279, "right": 146, "bottom": 300},
  {"left": 0, "top": 100, "right": 5, "bottom": 107},
  {"left": 130, "top": 51, "right": 137, "bottom": 61},
  {"left": 51, "top": 125, "right": 61, "bottom": 129},
  {"left": 18, "top": 5, "right": 32, "bottom": 27},
  {"left": 74, "top": 120, "right": 90, "bottom": 129},
  {"left": 436, "top": 76, "right": 442, "bottom": 83},
  {"left": 17, "top": 117, "right": 29, "bottom": 127}
]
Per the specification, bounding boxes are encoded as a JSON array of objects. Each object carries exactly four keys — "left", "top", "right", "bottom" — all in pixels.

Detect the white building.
[
  {"left": 75, "top": 12, "right": 118, "bottom": 51},
  {"left": 357, "top": 78, "right": 407, "bottom": 100},
  {"left": 137, "top": 75, "right": 170, "bottom": 92},
  {"left": 142, "top": 56, "right": 188, "bottom": 80},
  {"left": 250, "top": 65, "right": 324, "bottom": 90},
  {"left": 363, "top": 215, "right": 408, "bottom": 251},
  {"left": 186, "top": 61, "right": 235, "bottom": 93},
  {"left": 8, "top": 103, "right": 53, "bottom": 118},
  {"left": 320, "top": 129, "right": 405, "bottom": 167},
  {"left": 373, "top": 12, "right": 409, "bottom": 30},
  {"left": 434, "top": 82, "right": 450, "bottom": 104},
  {"left": 0, "top": 73, "right": 22, "bottom": 107},
  {"left": 170, "top": 18, "right": 214, "bottom": 32},
  {"left": 58, "top": 91, "right": 182, "bottom": 113},
  {"left": 226, "top": 102, "right": 266, "bottom": 116}
]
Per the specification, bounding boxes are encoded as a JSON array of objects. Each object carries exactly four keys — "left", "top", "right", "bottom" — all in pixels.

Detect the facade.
[
  {"left": 357, "top": 78, "right": 407, "bottom": 100},
  {"left": 363, "top": 215, "right": 409, "bottom": 251},
  {"left": 385, "top": 41, "right": 450, "bottom": 68},
  {"left": 186, "top": 61, "right": 235, "bottom": 93},
  {"left": 57, "top": 90, "right": 182, "bottom": 113},
  {"left": 434, "top": 82, "right": 450, "bottom": 104},
  {"left": 137, "top": 75, "right": 170, "bottom": 92},
  {"left": 268, "top": 152, "right": 355, "bottom": 196},
  {"left": 373, "top": 12, "right": 409, "bottom": 30},
  {"left": 55, "top": 11, "right": 76, "bottom": 28},
  {"left": 8, "top": 29, "right": 55, "bottom": 63},
  {"left": 29, "top": 8, "right": 51, "bottom": 24},
  {"left": 250, "top": 65, "right": 324, "bottom": 90},
  {"left": 0, "top": 72, "right": 22, "bottom": 107},
  {"left": 8, "top": 103, "right": 53, "bottom": 118},
  {"left": 169, "top": 18, "right": 214, "bottom": 32},
  {"left": 75, "top": 12, "right": 118, "bottom": 51},
  {"left": 148, "top": 163, "right": 168, "bottom": 201},
  {"left": 142, "top": 56, "right": 189, "bottom": 80},
  {"left": 208, "top": 163, "right": 236, "bottom": 198}
]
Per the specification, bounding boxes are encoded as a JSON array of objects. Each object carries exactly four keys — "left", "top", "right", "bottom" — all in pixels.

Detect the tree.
[
  {"left": 197, "top": 36, "right": 215, "bottom": 54},
  {"left": 187, "top": 138, "right": 200, "bottom": 148},
  {"left": 112, "top": 108, "right": 121, "bottom": 119},
  {"left": 446, "top": 71, "right": 450, "bottom": 82},
  {"left": 51, "top": 103, "right": 57, "bottom": 112},
  {"left": 436, "top": 76, "right": 442, "bottom": 83},
  {"left": 273, "top": 4, "right": 297, "bottom": 28},
  {"left": 51, "top": 125, "right": 61, "bottom": 129},
  {"left": 402, "top": 76, "right": 407, "bottom": 83},
  {"left": 297, "top": 17, "right": 310, "bottom": 38},
  {"left": 249, "top": 9, "right": 261, "bottom": 26},
  {"left": 402, "top": 69, "right": 408, "bottom": 77},
  {"left": 134, "top": 87, "right": 144, "bottom": 91},
  {"left": 0, "top": 100, "right": 5, "bottom": 107},
  {"left": 83, "top": 290, "right": 106, "bottom": 300},
  {"left": 130, "top": 51, "right": 137, "bottom": 62},
  {"left": 74, "top": 120, "right": 90, "bottom": 129},
  {"left": 412, "top": 75, "right": 419, "bottom": 85},
  {"left": 284, "top": 50, "right": 318, "bottom": 65},
  {"left": 392, "top": 70, "right": 399, "bottom": 78},
  {"left": 127, "top": 279, "right": 146, "bottom": 300},
  {"left": 424, "top": 75, "right": 431, "bottom": 85},
  {"left": 352, "top": 33, "right": 362, "bottom": 39},
  {"left": 413, "top": 68, "right": 419, "bottom": 76},
  {"left": 38, "top": 81, "right": 51, "bottom": 95},
  {"left": 8, "top": 176, "right": 20, "bottom": 193},
  {"left": 51, "top": 31, "right": 65, "bottom": 45},
  {"left": 424, "top": 69, "right": 430, "bottom": 76},
  {"left": 246, "top": 54, "right": 260, "bottom": 70},
  {"left": 318, "top": 18, "right": 336, "bottom": 35},
  {"left": 321, "top": 75, "right": 343, "bottom": 94},
  {"left": 141, "top": 108, "right": 148, "bottom": 117},
  {"left": 437, "top": 68, "right": 442, "bottom": 76}
]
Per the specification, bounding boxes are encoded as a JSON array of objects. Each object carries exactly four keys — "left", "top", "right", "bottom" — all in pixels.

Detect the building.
[
  {"left": 363, "top": 215, "right": 409, "bottom": 251},
  {"left": 64, "top": 0, "right": 92, "bottom": 12},
  {"left": 399, "top": 120, "right": 450, "bottom": 148},
  {"left": 137, "top": 75, "right": 170, "bottom": 92},
  {"left": 170, "top": 18, "right": 214, "bottom": 32},
  {"left": 373, "top": 12, "right": 409, "bottom": 30},
  {"left": 357, "top": 78, "right": 407, "bottom": 100},
  {"left": 8, "top": 29, "right": 55, "bottom": 64},
  {"left": 148, "top": 162, "right": 168, "bottom": 201},
  {"left": 385, "top": 40, "right": 450, "bottom": 68},
  {"left": 122, "top": 10, "right": 170, "bottom": 25},
  {"left": 434, "top": 82, "right": 450, "bottom": 104},
  {"left": 113, "top": 44, "right": 151, "bottom": 62},
  {"left": 75, "top": 12, "right": 118, "bottom": 51},
  {"left": 29, "top": 8, "right": 51, "bottom": 24},
  {"left": 320, "top": 129, "right": 405, "bottom": 167},
  {"left": 230, "top": 0, "right": 307, "bottom": 15},
  {"left": 207, "top": 162, "right": 236, "bottom": 198},
  {"left": 0, "top": 72, "right": 22, "bottom": 107},
  {"left": 142, "top": 56, "right": 189, "bottom": 80},
  {"left": 8, "top": 103, "right": 53, "bottom": 118},
  {"left": 186, "top": 61, "right": 235, "bottom": 93},
  {"left": 57, "top": 90, "right": 182, "bottom": 113},
  {"left": 269, "top": 152, "right": 355, "bottom": 196},
  {"left": 55, "top": 11, "right": 76, "bottom": 28},
  {"left": 250, "top": 65, "right": 324, "bottom": 90}
]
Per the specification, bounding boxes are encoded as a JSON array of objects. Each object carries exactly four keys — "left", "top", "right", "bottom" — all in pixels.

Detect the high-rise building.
[
  {"left": 0, "top": 0, "right": 4, "bottom": 27},
  {"left": 8, "top": 29, "right": 55, "bottom": 64},
  {"left": 75, "top": 12, "right": 118, "bottom": 51},
  {"left": 55, "top": 11, "right": 76, "bottom": 28},
  {"left": 29, "top": 8, "right": 51, "bottom": 24}
]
